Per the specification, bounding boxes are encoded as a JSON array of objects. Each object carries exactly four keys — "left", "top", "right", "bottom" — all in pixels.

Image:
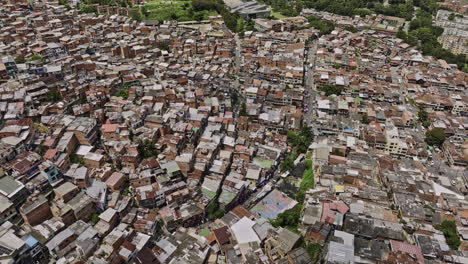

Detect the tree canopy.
[
  {"left": 425, "top": 127, "right": 446, "bottom": 146},
  {"left": 318, "top": 84, "right": 342, "bottom": 96},
  {"left": 435, "top": 220, "right": 461, "bottom": 250}
]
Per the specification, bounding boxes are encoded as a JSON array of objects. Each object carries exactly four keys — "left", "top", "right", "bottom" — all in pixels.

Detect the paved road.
[
  {"left": 234, "top": 34, "right": 241, "bottom": 73},
  {"left": 303, "top": 39, "right": 318, "bottom": 128}
]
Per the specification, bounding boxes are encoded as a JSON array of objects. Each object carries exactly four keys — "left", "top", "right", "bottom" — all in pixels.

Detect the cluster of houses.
[
  {"left": 435, "top": 9, "right": 468, "bottom": 56},
  {"left": 300, "top": 27, "right": 468, "bottom": 263},
  {"left": 0, "top": 1, "right": 467, "bottom": 264}
]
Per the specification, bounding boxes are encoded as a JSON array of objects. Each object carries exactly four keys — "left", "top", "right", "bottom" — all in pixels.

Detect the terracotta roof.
[
  {"left": 390, "top": 240, "right": 424, "bottom": 264},
  {"left": 213, "top": 226, "right": 230, "bottom": 245},
  {"left": 231, "top": 205, "right": 253, "bottom": 219},
  {"left": 44, "top": 148, "right": 58, "bottom": 160}
]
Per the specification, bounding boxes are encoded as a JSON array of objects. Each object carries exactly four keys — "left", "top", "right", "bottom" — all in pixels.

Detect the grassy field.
[
  {"left": 143, "top": 0, "right": 217, "bottom": 22},
  {"left": 271, "top": 10, "right": 286, "bottom": 19}
]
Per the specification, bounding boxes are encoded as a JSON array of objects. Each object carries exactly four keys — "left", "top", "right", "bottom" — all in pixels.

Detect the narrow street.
[
  {"left": 234, "top": 34, "right": 241, "bottom": 72},
  {"left": 303, "top": 39, "right": 318, "bottom": 128}
]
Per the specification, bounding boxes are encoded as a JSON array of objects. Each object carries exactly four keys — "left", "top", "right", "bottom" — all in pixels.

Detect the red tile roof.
[
  {"left": 390, "top": 240, "right": 424, "bottom": 264},
  {"left": 44, "top": 148, "right": 58, "bottom": 160}
]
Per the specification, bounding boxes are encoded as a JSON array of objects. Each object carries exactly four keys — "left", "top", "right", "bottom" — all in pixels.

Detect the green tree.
[
  {"left": 158, "top": 42, "right": 170, "bottom": 51},
  {"left": 70, "top": 154, "right": 85, "bottom": 165},
  {"left": 435, "top": 220, "right": 461, "bottom": 250},
  {"left": 141, "top": 6, "right": 150, "bottom": 17},
  {"left": 137, "top": 139, "right": 157, "bottom": 159},
  {"left": 79, "top": 5, "right": 98, "bottom": 14},
  {"left": 425, "top": 127, "right": 446, "bottom": 146},
  {"left": 244, "top": 19, "right": 255, "bottom": 31},
  {"left": 417, "top": 108, "right": 428, "bottom": 122},
  {"left": 361, "top": 114, "right": 370, "bottom": 124},
  {"left": 295, "top": 158, "right": 314, "bottom": 203},
  {"left": 422, "top": 120, "right": 431, "bottom": 128},
  {"left": 206, "top": 201, "right": 226, "bottom": 220},
  {"left": 45, "top": 90, "right": 63, "bottom": 102},
  {"left": 318, "top": 84, "right": 342, "bottom": 96},
  {"left": 170, "top": 12, "right": 179, "bottom": 20},
  {"left": 344, "top": 25, "right": 358, "bottom": 33},
  {"left": 115, "top": 87, "right": 129, "bottom": 99},
  {"left": 448, "top": 13, "right": 455, "bottom": 21},
  {"left": 306, "top": 16, "right": 335, "bottom": 35},
  {"left": 14, "top": 56, "right": 26, "bottom": 64},
  {"left": 413, "top": 27, "right": 436, "bottom": 43},
  {"left": 130, "top": 8, "right": 143, "bottom": 22},
  {"left": 91, "top": 213, "right": 100, "bottom": 224},
  {"left": 304, "top": 243, "right": 321, "bottom": 263},
  {"left": 270, "top": 203, "right": 302, "bottom": 229},
  {"left": 193, "top": 12, "right": 204, "bottom": 21},
  {"left": 28, "top": 55, "right": 44, "bottom": 62},
  {"left": 239, "top": 103, "right": 247, "bottom": 116},
  {"left": 236, "top": 18, "right": 245, "bottom": 33},
  {"left": 280, "top": 152, "right": 298, "bottom": 172},
  {"left": 187, "top": 7, "right": 194, "bottom": 18},
  {"left": 396, "top": 29, "right": 407, "bottom": 40}
]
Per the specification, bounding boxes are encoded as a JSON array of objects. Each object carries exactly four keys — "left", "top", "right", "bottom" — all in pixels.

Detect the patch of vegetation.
[
  {"left": 287, "top": 126, "right": 313, "bottom": 154},
  {"left": 422, "top": 120, "right": 431, "bottom": 128},
  {"left": 300, "top": 0, "right": 374, "bottom": 17},
  {"left": 397, "top": 10, "right": 468, "bottom": 71},
  {"left": 45, "top": 90, "right": 63, "bottom": 102},
  {"left": 435, "top": 220, "right": 461, "bottom": 250},
  {"left": 158, "top": 41, "right": 171, "bottom": 52},
  {"left": 141, "top": 0, "right": 217, "bottom": 22},
  {"left": 58, "top": 0, "right": 72, "bottom": 9},
  {"left": 331, "top": 149, "right": 345, "bottom": 156},
  {"left": 332, "top": 63, "right": 341, "bottom": 69},
  {"left": 281, "top": 126, "right": 314, "bottom": 172},
  {"left": 79, "top": 0, "right": 133, "bottom": 14},
  {"left": 35, "top": 144, "right": 46, "bottom": 156},
  {"left": 115, "top": 84, "right": 130, "bottom": 100},
  {"left": 33, "top": 122, "right": 50, "bottom": 134},
  {"left": 361, "top": 114, "right": 370, "bottom": 124},
  {"left": 190, "top": 0, "right": 244, "bottom": 32},
  {"left": 280, "top": 151, "right": 298, "bottom": 172},
  {"left": 270, "top": 203, "right": 302, "bottom": 229},
  {"left": 70, "top": 153, "right": 85, "bottom": 165},
  {"left": 260, "top": 0, "right": 300, "bottom": 17},
  {"left": 304, "top": 243, "right": 321, "bottom": 263},
  {"left": 271, "top": 10, "right": 286, "bottom": 19},
  {"left": 448, "top": 13, "right": 455, "bottom": 21},
  {"left": 295, "top": 158, "right": 314, "bottom": 203},
  {"left": 206, "top": 200, "right": 226, "bottom": 220},
  {"left": 130, "top": 8, "right": 143, "bottom": 22},
  {"left": 137, "top": 139, "right": 157, "bottom": 159},
  {"left": 239, "top": 103, "right": 247, "bottom": 116},
  {"left": 14, "top": 56, "right": 26, "bottom": 64},
  {"left": 122, "top": 187, "right": 131, "bottom": 196},
  {"left": 28, "top": 55, "right": 45, "bottom": 62},
  {"left": 417, "top": 108, "right": 428, "bottom": 122},
  {"left": 344, "top": 25, "right": 358, "bottom": 33},
  {"left": 306, "top": 16, "right": 335, "bottom": 35},
  {"left": 318, "top": 84, "right": 342, "bottom": 96},
  {"left": 373, "top": 0, "right": 414, "bottom": 20},
  {"left": 91, "top": 213, "right": 100, "bottom": 224},
  {"left": 79, "top": 5, "right": 98, "bottom": 14},
  {"left": 425, "top": 127, "right": 446, "bottom": 146},
  {"left": 417, "top": 108, "right": 431, "bottom": 128}
]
